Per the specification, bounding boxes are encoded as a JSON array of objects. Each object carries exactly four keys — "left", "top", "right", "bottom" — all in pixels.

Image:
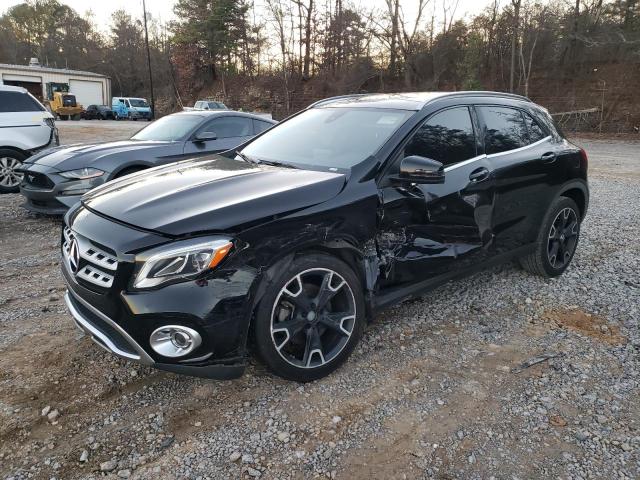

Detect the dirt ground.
[{"left": 0, "top": 126, "right": 638, "bottom": 479}]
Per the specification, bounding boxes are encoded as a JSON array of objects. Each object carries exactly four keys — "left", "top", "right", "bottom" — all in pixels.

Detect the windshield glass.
[
  {"left": 129, "top": 99, "right": 148, "bottom": 108},
  {"left": 240, "top": 107, "right": 412, "bottom": 169},
  {"left": 131, "top": 115, "right": 202, "bottom": 141}
]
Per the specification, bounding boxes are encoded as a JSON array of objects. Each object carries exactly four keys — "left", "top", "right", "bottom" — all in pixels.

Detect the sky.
[{"left": 1, "top": 0, "right": 494, "bottom": 32}]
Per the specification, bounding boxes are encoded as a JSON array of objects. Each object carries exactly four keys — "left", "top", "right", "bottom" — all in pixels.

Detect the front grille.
[
  {"left": 62, "top": 226, "right": 118, "bottom": 289},
  {"left": 24, "top": 172, "right": 54, "bottom": 189}
]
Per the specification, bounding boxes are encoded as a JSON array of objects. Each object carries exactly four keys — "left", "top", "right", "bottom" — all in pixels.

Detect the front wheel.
[
  {"left": 519, "top": 196, "right": 581, "bottom": 277},
  {"left": 0, "top": 149, "right": 26, "bottom": 193},
  {"left": 254, "top": 253, "right": 365, "bottom": 382}
]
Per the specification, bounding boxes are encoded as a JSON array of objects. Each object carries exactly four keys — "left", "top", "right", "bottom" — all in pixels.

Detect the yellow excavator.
[{"left": 45, "top": 83, "right": 83, "bottom": 120}]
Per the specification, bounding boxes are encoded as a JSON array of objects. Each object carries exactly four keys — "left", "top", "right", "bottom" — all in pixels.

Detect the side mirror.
[
  {"left": 396, "top": 155, "right": 445, "bottom": 184},
  {"left": 194, "top": 131, "right": 217, "bottom": 142}
]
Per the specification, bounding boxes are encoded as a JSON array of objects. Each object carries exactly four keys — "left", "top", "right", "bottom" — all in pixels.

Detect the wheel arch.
[
  {"left": 246, "top": 239, "right": 374, "bottom": 347},
  {"left": 111, "top": 163, "right": 152, "bottom": 179},
  {"left": 557, "top": 180, "right": 589, "bottom": 220},
  {"left": 0, "top": 146, "right": 29, "bottom": 158}
]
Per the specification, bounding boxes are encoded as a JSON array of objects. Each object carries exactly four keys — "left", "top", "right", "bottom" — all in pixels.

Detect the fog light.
[{"left": 149, "top": 325, "right": 201, "bottom": 358}]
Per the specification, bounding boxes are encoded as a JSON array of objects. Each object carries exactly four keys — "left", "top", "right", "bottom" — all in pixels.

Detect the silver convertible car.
[{"left": 18, "top": 110, "right": 276, "bottom": 214}]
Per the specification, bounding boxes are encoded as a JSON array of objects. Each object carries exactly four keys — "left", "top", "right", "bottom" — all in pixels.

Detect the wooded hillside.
[{"left": 1, "top": 0, "right": 639, "bottom": 132}]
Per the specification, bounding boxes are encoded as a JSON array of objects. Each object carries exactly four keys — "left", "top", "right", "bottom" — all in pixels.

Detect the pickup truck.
[{"left": 184, "top": 100, "right": 228, "bottom": 111}]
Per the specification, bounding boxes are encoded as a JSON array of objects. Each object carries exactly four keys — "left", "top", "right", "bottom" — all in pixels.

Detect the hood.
[
  {"left": 82, "top": 156, "right": 346, "bottom": 236},
  {"left": 24, "top": 140, "right": 177, "bottom": 171}
]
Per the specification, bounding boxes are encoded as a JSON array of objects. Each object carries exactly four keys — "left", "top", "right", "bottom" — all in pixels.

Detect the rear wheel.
[
  {"left": 519, "top": 196, "right": 581, "bottom": 277},
  {"left": 0, "top": 149, "right": 26, "bottom": 193},
  {"left": 254, "top": 253, "right": 365, "bottom": 382}
]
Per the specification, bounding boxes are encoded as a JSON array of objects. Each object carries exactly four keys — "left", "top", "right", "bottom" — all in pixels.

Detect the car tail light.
[
  {"left": 43, "top": 117, "right": 55, "bottom": 129},
  {"left": 579, "top": 148, "right": 588, "bottom": 171}
]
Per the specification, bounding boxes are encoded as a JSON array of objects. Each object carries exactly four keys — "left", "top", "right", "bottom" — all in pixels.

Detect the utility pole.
[
  {"left": 598, "top": 79, "right": 606, "bottom": 134},
  {"left": 142, "top": 0, "right": 155, "bottom": 119}
]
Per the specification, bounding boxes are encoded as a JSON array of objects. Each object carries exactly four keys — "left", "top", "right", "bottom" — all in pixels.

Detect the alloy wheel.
[
  {"left": 0, "top": 156, "right": 23, "bottom": 188},
  {"left": 270, "top": 268, "right": 357, "bottom": 369},
  {"left": 547, "top": 207, "right": 579, "bottom": 269}
]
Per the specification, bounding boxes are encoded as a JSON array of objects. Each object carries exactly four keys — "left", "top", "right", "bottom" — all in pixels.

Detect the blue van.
[{"left": 111, "top": 97, "right": 152, "bottom": 121}]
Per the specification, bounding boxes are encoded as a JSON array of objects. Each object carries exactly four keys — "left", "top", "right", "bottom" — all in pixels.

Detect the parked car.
[
  {"left": 19, "top": 111, "right": 276, "bottom": 214},
  {"left": 0, "top": 85, "right": 59, "bottom": 193},
  {"left": 81, "top": 105, "right": 115, "bottom": 120},
  {"left": 111, "top": 97, "right": 152, "bottom": 120},
  {"left": 190, "top": 100, "right": 228, "bottom": 111},
  {"left": 60, "top": 92, "right": 589, "bottom": 382}
]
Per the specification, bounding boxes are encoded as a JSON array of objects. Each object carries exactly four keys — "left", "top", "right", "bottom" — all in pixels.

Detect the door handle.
[
  {"left": 540, "top": 152, "right": 557, "bottom": 163},
  {"left": 469, "top": 167, "right": 490, "bottom": 183}
]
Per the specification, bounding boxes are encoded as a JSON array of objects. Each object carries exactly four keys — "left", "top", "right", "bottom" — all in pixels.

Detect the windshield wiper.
[
  {"left": 257, "top": 159, "right": 296, "bottom": 169},
  {"left": 234, "top": 151, "right": 296, "bottom": 169},
  {"left": 235, "top": 150, "right": 259, "bottom": 165}
]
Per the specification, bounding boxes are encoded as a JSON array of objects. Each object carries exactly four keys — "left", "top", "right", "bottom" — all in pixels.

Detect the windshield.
[
  {"left": 131, "top": 115, "right": 202, "bottom": 141},
  {"left": 240, "top": 107, "right": 412, "bottom": 169},
  {"left": 129, "top": 99, "right": 148, "bottom": 108}
]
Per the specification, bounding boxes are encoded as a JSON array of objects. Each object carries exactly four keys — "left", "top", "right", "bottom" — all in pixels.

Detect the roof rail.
[
  {"left": 428, "top": 90, "right": 532, "bottom": 105},
  {"left": 309, "top": 94, "right": 368, "bottom": 108}
]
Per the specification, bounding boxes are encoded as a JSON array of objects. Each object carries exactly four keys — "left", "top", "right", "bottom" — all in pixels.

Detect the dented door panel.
[{"left": 377, "top": 157, "right": 496, "bottom": 288}]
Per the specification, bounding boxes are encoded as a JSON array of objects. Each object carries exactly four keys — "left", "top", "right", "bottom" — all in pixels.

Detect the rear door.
[
  {"left": 0, "top": 90, "right": 51, "bottom": 150},
  {"left": 476, "top": 105, "right": 556, "bottom": 254},
  {"left": 377, "top": 105, "right": 496, "bottom": 288},
  {"left": 183, "top": 116, "right": 254, "bottom": 155}
]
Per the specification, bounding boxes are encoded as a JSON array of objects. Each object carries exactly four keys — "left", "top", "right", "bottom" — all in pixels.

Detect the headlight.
[
  {"left": 59, "top": 168, "right": 104, "bottom": 179},
  {"left": 134, "top": 239, "right": 233, "bottom": 289}
]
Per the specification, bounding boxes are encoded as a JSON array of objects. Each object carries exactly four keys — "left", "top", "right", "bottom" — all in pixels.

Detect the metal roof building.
[{"left": 0, "top": 59, "right": 111, "bottom": 107}]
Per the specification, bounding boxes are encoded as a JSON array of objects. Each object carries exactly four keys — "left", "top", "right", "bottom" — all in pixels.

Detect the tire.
[
  {"left": 519, "top": 196, "right": 581, "bottom": 277},
  {"left": 254, "top": 253, "right": 365, "bottom": 382},
  {"left": 0, "top": 149, "right": 27, "bottom": 194}
]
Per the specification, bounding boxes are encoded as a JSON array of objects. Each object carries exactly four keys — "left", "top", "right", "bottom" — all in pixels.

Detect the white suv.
[{"left": 0, "top": 85, "right": 59, "bottom": 193}]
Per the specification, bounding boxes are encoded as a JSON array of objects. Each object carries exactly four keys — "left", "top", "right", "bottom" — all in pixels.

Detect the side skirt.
[{"left": 371, "top": 244, "right": 536, "bottom": 313}]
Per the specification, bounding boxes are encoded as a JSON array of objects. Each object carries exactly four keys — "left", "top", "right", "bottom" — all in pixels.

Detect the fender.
[{"left": 555, "top": 179, "right": 589, "bottom": 219}]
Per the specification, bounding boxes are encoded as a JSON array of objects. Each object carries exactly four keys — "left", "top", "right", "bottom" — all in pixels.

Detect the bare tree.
[{"left": 510, "top": 0, "right": 521, "bottom": 93}]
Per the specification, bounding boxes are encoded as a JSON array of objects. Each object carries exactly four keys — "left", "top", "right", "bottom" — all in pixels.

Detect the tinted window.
[
  {"left": 253, "top": 119, "right": 273, "bottom": 134},
  {"left": 0, "top": 91, "right": 45, "bottom": 112},
  {"left": 202, "top": 116, "right": 252, "bottom": 138},
  {"left": 523, "top": 111, "right": 547, "bottom": 143},
  {"left": 479, "top": 106, "right": 528, "bottom": 154},
  {"left": 404, "top": 107, "right": 476, "bottom": 166}
]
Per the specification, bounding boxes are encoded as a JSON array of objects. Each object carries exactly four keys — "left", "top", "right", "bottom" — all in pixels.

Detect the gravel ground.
[
  {"left": 0, "top": 134, "right": 638, "bottom": 480},
  {"left": 55, "top": 120, "right": 144, "bottom": 144}
]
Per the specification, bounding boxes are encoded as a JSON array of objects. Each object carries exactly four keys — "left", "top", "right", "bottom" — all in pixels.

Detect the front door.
[{"left": 377, "top": 105, "right": 496, "bottom": 289}]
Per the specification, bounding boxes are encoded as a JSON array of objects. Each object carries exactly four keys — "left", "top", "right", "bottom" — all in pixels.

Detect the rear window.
[
  {"left": 478, "top": 106, "right": 528, "bottom": 154},
  {"left": 0, "top": 91, "right": 45, "bottom": 112},
  {"left": 253, "top": 119, "right": 273, "bottom": 134},
  {"left": 523, "top": 111, "right": 548, "bottom": 143}
]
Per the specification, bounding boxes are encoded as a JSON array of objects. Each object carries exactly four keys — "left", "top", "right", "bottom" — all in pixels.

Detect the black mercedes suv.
[{"left": 61, "top": 92, "right": 589, "bottom": 382}]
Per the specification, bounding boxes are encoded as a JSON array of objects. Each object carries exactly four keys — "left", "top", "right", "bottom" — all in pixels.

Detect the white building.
[{"left": 0, "top": 58, "right": 111, "bottom": 107}]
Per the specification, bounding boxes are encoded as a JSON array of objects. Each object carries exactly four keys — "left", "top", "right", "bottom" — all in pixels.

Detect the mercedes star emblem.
[{"left": 68, "top": 238, "right": 80, "bottom": 274}]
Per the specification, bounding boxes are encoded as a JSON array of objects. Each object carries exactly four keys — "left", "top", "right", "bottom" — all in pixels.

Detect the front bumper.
[
  {"left": 20, "top": 168, "right": 105, "bottom": 215},
  {"left": 60, "top": 209, "right": 252, "bottom": 379},
  {"left": 129, "top": 110, "right": 151, "bottom": 119},
  {"left": 65, "top": 289, "right": 246, "bottom": 379}
]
